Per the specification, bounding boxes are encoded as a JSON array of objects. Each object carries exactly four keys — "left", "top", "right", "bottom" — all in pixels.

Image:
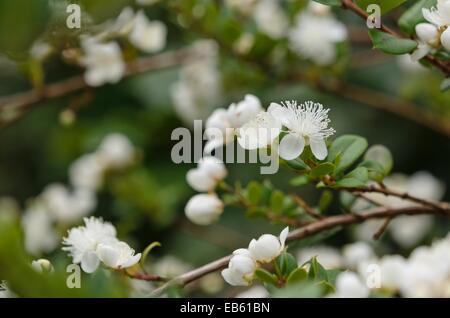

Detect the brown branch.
[
  {"left": 341, "top": 0, "right": 450, "bottom": 75},
  {"left": 149, "top": 204, "right": 450, "bottom": 296},
  {"left": 0, "top": 47, "right": 195, "bottom": 126},
  {"left": 291, "top": 194, "right": 324, "bottom": 219},
  {"left": 372, "top": 217, "right": 392, "bottom": 240}
]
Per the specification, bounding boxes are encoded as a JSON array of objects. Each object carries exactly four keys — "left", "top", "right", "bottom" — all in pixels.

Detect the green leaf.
[
  {"left": 246, "top": 181, "right": 262, "bottom": 205},
  {"left": 340, "top": 191, "right": 357, "bottom": 208},
  {"left": 333, "top": 177, "right": 366, "bottom": 188},
  {"left": 346, "top": 167, "right": 369, "bottom": 182},
  {"left": 364, "top": 145, "right": 393, "bottom": 175},
  {"left": 286, "top": 267, "right": 308, "bottom": 285},
  {"left": 309, "top": 162, "right": 335, "bottom": 179},
  {"left": 368, "top": 29, "right": 418, "bottom": 55},
  {"left": 327, "top": 135, "right": 368, "bottom": 175},
  {"left": 441, "top": 77, "right": 450, "bottom": 91},
  {"left": 308, "top": 257, "right": 328, "bottom": 282},
  {"left": 398, "top": 0, "right": 437, "bottom": 35},
  {"left": 312, "top": 0, "right": 341, "bottom": 6},
  {"left": 286, "top": 158, "right": 309, "bottom": 171},
  {"left": 275, "top": 252, "right": 298, "bottom": 278},
  {"left": 319, "top": 190, "right": 333, "bottom": 212},
  {"left": 290, "top": 175, "right": 310, "bottom": 186},
  {"left": 270, "top": 190, "right": 285, "bottom": 214},
  {"left": 325, "top": 269, "right": 343, "bottom": 285},
  {"left": 140, "top": 241, "right": 161, "bottom": 269},
  {"left": 356, "top": 0, "right": 406, "bottom": 15},
  {"left": 254, "top": 268, "right": 278, "bottom": 286},
  {"left": 316, "top": 280, "right": 336, "bottom": 295}
]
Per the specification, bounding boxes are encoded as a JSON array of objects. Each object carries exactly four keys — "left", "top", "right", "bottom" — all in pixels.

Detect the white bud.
[
  {"left": 415, "top": 23, "right": 439, "bottom": 45},
  {"left": 31, "top": 259, "right": 54, "bottom": 273},
  {"left": 97, "top": 133, "right": 135, "bottom": 169},
  {"left": 186, "top": 157, "right": 227, "bottom": 192},
  {"left": 248, "top": 227, "right": 289, "bottom": 263},
  {"left": 440, "top": 27, "right": 450, "bottom": 51},
  {"left": 333, "top": 272, "right": 369, "bottom": 298},
  {"left": 221, "top": 249, "right": 257, "bottom": 286},
  {"left": 185, "top": 194, "right": 224, "bottom": 225},
  {"left": 97, "top": 241, "right": 141, "bottom": 269}
]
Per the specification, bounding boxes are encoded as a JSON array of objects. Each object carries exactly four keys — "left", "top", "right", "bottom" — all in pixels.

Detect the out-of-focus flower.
[
  {"left": 96, "top": 133, "right": 136, "bottom": 169},
  {"left": 331, "top": 272, "right": 370, "bottom": 298},
  {"left": 22, "top": 204, "right": 59, "bottom": 255},
  {"left": 152, "top": 256, "right": 192, "bottom": 278},
  {"left": 185, "top": 193, "right": 224, "bottom": 225},
  {"left": 31, "top": 259, "right": 54, "bottom": 273},
  {"left": 69, "top": 153, "right": 105, "bottom": 191},
  {"left": 253, "top": 0, "right": 288, "bottom": 39},
  {"left": 297, "top": 246, "right": 343, "bottom": 269},
  {"left": 378, "top": 255, "right": 407, "bottom": 290},
  {"left": 205, "top": 94, "right": 263, "bottom": 153},
  {"left": 268, "top": 101, "right": 335, "bottom": 160},
  {"left": 80, "top": 39, "right": 125, "bottom": 87},
  {"left": 233, "top": 33, "right": 255, "bottom": 55},
  {"left": 62, "top": 217, "right": 118, "bottom": 273},
  {"left": 129, "top": 11, "right": 167, "bottom": 53},
  {"left": 30, "top": 40, "right": 53, "bottom": 60},
  {"left": 199, "top": 273, "right": 225, "bottom": 295},
  {"left": 248, "top": 227, "right": 289, "bottom": 263},
  {"left": 342, "top": 242, "right": 376, "bottom": 269},
  {"left": 221, "top": 249, "right": 257, "bottom": 286},
  {"left": 186, "top": 156, "right": 227, "bottom": 192},
  {"left": 97, "top": 241, "right": 141, "bottom": 270},
  {"left": 235, "top": 285, "right": 269, "bottom": 298},
  {"left": 289, "top": 4, "right": 347, "bottom": 65}
]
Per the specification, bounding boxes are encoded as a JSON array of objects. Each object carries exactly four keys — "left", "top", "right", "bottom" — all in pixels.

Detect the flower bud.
[
  {"left": 441, "top": 28, "right": 450, "bottom": 51},
  {"left": 186, "top": 157, "right": 227, "bottom": 192},
  {"left": 185, "top": 194, "right": 224, "bottom": 225},
  {"left": 221, "top": 249, "right": 257, "bottom": 286},
  {"left": 415, "top": 23, "right": 439, "bottom": 45},
  {"left": 31, "top": 259, "right": 54, "bottom": 273},
  {"left": 248, "top": 227, "right": 289, "bottom": 263},
  {"left": 333, "top": 272, "right": 369, "bottom": 298}
]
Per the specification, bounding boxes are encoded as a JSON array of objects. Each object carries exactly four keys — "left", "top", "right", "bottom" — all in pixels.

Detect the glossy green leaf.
[
  {"left": 368, "top": 29, "right": 418, "bottom": 55},
  {"left": 254, "top": 268, "right": 278, "bottom": 286},
  {"left": 364, "top": 144, "right": 393, "bottom": 175},
  {"left": 286, "top": 158, "right": 309, "bottom": 171},
  {"left": 286, "top": 267, "right": 308, "bottom": 285},
  {"left": 327, "top": 135, "right": 368, "bottom": 175},
  {"left": 310, "top": 162, "right": 336, "bottom": 179},
  {"left": 275, "top": 252, "right": 298, "bottom": 278},
  {"left": 290, "top": 175, "right": 310, "bottom": 186},
  {"left": 308, "top": 257, "right": 328, "bottom": 282}
]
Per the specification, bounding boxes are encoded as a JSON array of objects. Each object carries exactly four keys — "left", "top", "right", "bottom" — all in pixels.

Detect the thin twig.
[
  {"left": 291, "top": 194, "right": 324, "bottom": 219},
  {"left": 372, "top": 217, "right": 392, "bottom": 240},
  {"left": 149, "top": 204, "right": 450, "bottom": 296}
]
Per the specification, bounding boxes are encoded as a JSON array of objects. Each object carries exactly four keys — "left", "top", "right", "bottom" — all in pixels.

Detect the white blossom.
[
  {"left": 80, "top": 39, "right": 125, "bottom": 87},
  {"left": 129, "top": 11, "right": 167, "bottom": 53},
  {"left": 186, "top": 156, "right": 227, "bottom": 192},
  {"left": 221, "top": 249, "right": 257, "bottom": 286},
  {"left": 237, "top": 111, "right": 281, "bottom": 150},
  {"left": 22, "top": 204, "right": 59, "bottom": 255},
  {"left": 411, "top": 23, "right": 440, "bottom": 61},
  {"left": 69, "top": 153, "right": 105, "bottom": 191},
  {"left": 97, "top": 241, "right": 141, "bottom": 270},
  {"left": 31, "top": 259, "right": 54, "bottom": 273},
  {"left": 97, "top": 133, "right": 136, "bottom": 169},
  {"left": 378, "top": 255, "right": 407, "bottom": 290},
  {"left": 205, "top": 94, "right": 263, "bottom": 153},
  {"left": 342, "top": 242, "right": 376, "bottom": 269},
  {"left": 253, "top": 0, "right": 289, "bottom": 39},
  {"left": 297, "top": 246, "right": 343, "bottom": 269},
  {"left": 332, "top": 272, "right": 370, "bottom": 298},
  {"left": 422, "top": 0, "right": 450, "bottom": 51},
  {"left": 268, "top": 101, "right": 335, "bottom": 160},
  {"left": 289, "top": 6, "right": 347, "bottom": 65},
  {"left": 185, "top": 193, "right": 224, "bottom": 225},
  {"left": 248, "top": 227, "right": 289, "bottom": 263},
  {"left": 62, "top": 217, "right": 118, "bottom": 273}
]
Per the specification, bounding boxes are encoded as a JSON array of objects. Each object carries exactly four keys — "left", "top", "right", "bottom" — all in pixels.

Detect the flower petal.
[
  {"left": 310, "top": 138, "right": 328, "bottom": 160},
  {"left": 410, "top": 43, "right": 430, "bottom": 61},
  {"left": 441, "top": 28, "right": 450, "bottom": 51},
  {"left": 267, "top": 103, "right": 290, "bottom": 126},
  {"left": 97, "top": 243, "right": 121, "bottom": 268},
  {"left": 80, "top": 251, "right": 100, "bottom": 273},
  {"left": 279, "top": 133, "right": 305, "bottom": 160},
  {"left": 279, "top": 227, "right": 289, "bottom": 248}
]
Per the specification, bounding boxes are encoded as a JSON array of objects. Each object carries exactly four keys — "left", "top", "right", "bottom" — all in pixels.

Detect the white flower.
[
  {"left": 235, "top": 285, "right": 269, "bottom": 298},
  {"left": 297, "top": 246, "right": 343, "bottom": 269},
  {"left": 97, "top": 133, "right": 135, "bottom": 169},
  {"left": 42, "top": 183, "right": 96, "bottom": 223},
  {"left": 205, "top": 94, "right": 263, "bottom": 153},
  {"left": 221, "top": 249, "right": 257, "bottom": 286},
  {"left": 22, "top": 204, "right": 59, "bottom": 255},
  {"left": 268, "top": 101, "right": 335, "bottom": 160},
  {"left": 342, "top": 242, "right": 376, "bottom": 269},
  {"left": 237, "top": 111, "right": 281, "bottom": 150},
  {"left": 186, "top": 156, "right": 227, "bottom": 192},
  {"left": 411, "top": 23, "right": 440, "bottom": 61},
  {"left": 421, "top": 0, "right": 450, "bottom": 51},
  {"left": 31, "top": 259, "right": 54, "bottom": 273},
  {"left": 308, "top": 1, "right": 331, "bottom": 16},
  {"left": 69, "top": 153, "right": 105, "bottom": 191},
  {"left": 62, "top": 217, "right": 118, "bottom": 273},
  {"left": 253, "top": 0, "right": 289, "bottom": 39},
  {"left": 97, "top": 241, "right": 141, "bottom": 270},
  {"left": 129, "top": 11, "right": 167, "bottom": 53},
  {"left": 185, "top": 193, "right": 224, "bottom": 225},
  {"left": 81, "top": 39, "right": 125, "bottom": 87},
  {"left": 332, "top": 272, "right": 369, "bottom": 298},
  {"left": 289, "top": 10, "right": 347, "bottom": 65},
  {"left": 248, "top": 227, "right": 289, "bottom": 263},
  {"left": 379, "top": 255, "right": 407, "bottom": 290}
]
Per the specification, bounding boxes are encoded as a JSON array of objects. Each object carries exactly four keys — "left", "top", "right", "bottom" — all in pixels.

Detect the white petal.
[
  {"left": 441, "top": 28, "right": 450, "bottom": 51},
  {"left": 186, "top": 168, "right": 216, "bottom": 192},
  {"left": 310, "top": 138, "right": 328, "bottom": 160},
  {"left": 410, "top": 44, "right": 430, "bottom": 61},
  {"left": 279, "top": 227, "right": 289, "bottom": 247},
  {"left": 415, "top": 23, "right": 438, "bottom": 43},
  {"left": 121, "top": 253, "right": 142, "bottom": 268},
  {"left": 81, "top": 251, "right": 100, "bottom": 273},
  {"left": 279, "top": 133, "right": 305, "bottom": 160},
  {"left": 97, "top": 243, "right": 121, "bottom": 268},
  {"left": 267, "top": 103, "right": 290, "bottom": 126}
]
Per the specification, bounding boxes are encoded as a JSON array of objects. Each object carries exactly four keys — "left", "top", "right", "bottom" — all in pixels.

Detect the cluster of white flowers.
[
  {"left": 63, "top": 217, "right": 141, "bottom": 273},
  {"left": 81, "top": 6, "right": 167, "bottom": 86},
  {"left": 412, "top": 0, "right": 450, "bottom": 61},
  {"left": 184, "top": 157, "right": 227, "bottom": 225},
  {"left": 289, "top": 2, "right": 347, "bottom": 66},
  {"left": 171, "top": 40, "right": 222, "bottom": 124},
  {"left": 354, "top": 171, "right": 445, "bottom": 248},
  {"left": 222, "top": 227, "right": 288, "bottom": 286},
  {"left": 21, "top": 133, "right": 136, "bottom": 255}
]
